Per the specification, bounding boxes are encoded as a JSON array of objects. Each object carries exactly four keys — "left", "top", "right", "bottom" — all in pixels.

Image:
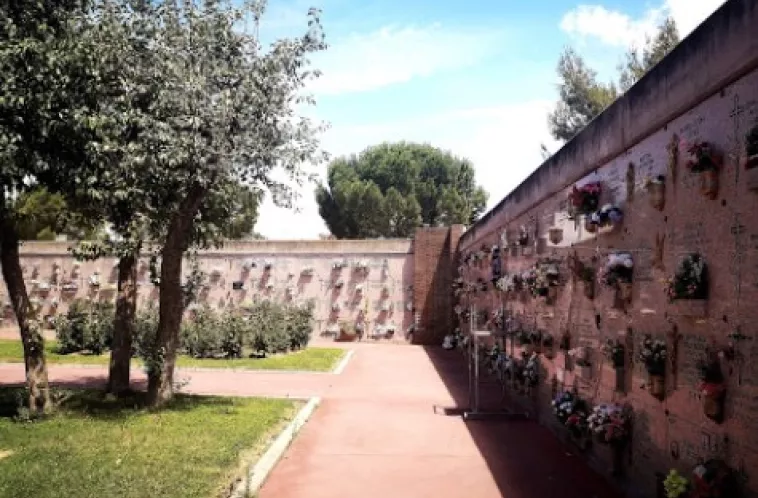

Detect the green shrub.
[
  {"left": 218, "top": 314, "right": 246, "bottom": 358},
  {"left": 286, "top": 301, "right": 314, "bottom": 350},
  {"left": 133, "top": 305, "right": 159, "bottom": 359},
  {"left": 181, "top": 306, "right": 222, "bottom": 358},
  {"left": 55, "top": 299, "right": 114, "bottom": 355},
  {"left": 54, "top": 298, "right": 315, "bottom": 359}
]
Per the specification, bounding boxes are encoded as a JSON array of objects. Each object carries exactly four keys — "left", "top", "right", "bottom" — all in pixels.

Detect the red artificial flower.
[{"left": 699, "top": 382, "right": 725, "bottom": 397}]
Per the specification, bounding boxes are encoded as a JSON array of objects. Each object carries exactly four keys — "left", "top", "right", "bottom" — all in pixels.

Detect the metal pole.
[
  {"left": 468, "top": 303, "right": 475, "bottom": 409},
  {"left": 473, "top": 328, "right": 480, "bottom": 413}
]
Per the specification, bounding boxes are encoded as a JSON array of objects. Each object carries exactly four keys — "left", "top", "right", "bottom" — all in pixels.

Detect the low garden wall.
[
  {"left": 455, "top": 0, "right": 758, "bottom": 496},
  {"left": 0, "top": 239, "right": 415, "bottom": 342}
]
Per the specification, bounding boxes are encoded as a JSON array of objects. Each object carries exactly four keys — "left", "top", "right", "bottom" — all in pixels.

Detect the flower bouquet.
[
  {"left": 531, "top": 262, "right": 560, "bottom": 300},
  {"left": 664, "top": 253, "right": 708, "bottom": 316},
  {"left": 568, "top": 182, "right": 602, "bottom": 219},
  {"left": 587, "top": 403, "right": 629, "bottom": 446},
  {"left": 603, "top": 339, "right": 626, "bottom": 368},
  {"left": 684, "top": 140, "right": 722, "bottom": 199},
  {"left": 585, "top": 204, "right": 624, "bottom": 233},
  {"left": 552, "top": 391, "right": 580, "bottom": 424},
  {"left": 638, "top": 334, "right": 667, "bottom": 398},
  {"left": 601, "top": 253, "right": 634, "bottom": 306},
  {"left": 697, "top": 358, "right": 726, "bottom": 423}
]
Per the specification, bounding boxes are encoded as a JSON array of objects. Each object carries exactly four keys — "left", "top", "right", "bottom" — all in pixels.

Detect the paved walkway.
[{"left": 0, "top": 342, "right": 621, "bottom": 498}]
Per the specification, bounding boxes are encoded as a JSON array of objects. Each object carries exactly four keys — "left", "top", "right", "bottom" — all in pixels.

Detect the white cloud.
[
  {"left": 560, "top": 0, "right": 728, "bottom": 48},
  {"left": 559, "top": 5, "right": 662, "bottom": 48},
  {"left": 308, "top": 24, "right": 507, "bottom": 95},
  {"left": 255, "top": 100, "right": 559, "bottom": 239}
]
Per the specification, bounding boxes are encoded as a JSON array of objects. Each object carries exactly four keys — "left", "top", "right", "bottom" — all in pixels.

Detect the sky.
[{"left": 253, "top": 0, "right": 728, "bottom": 240}]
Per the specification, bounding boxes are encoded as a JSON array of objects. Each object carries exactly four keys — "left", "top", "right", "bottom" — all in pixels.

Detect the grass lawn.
[
  {"left": 0, "top": 388, "right": 299, "bottom": 498},
  {"left": 0, "top": 340, "right": 344, "bottom": 372}
]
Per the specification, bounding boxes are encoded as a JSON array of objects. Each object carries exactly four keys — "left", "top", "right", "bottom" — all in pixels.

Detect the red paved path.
[{"left": 0, "top": 343, "right": 621, "bottom": 498}]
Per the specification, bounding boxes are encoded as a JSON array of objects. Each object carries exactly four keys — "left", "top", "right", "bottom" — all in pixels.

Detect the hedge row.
[{"left": 54, "top": 299, "right": 315, "bottom": 358}]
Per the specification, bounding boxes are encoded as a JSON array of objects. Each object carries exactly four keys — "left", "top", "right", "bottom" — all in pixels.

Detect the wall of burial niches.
[
  {"left": 0, "top": 240, "right": 415, "bottom": 342},
  {"left": 455, "top": 3, "right": 758, "bottom": 496}
]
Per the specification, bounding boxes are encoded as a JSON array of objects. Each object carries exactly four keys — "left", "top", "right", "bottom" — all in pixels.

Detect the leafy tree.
[
  {"left": 618, "top": 16, "right": 679, "bottom": 92},
  {"left": 0, "top": 0, "right": 110, "bottom": 412},
  {"left": 315, "top": 142, "right": 487, "bottom": 238},
  {"left": 548, "top": 17, "right": 680, "bottom": 142},
  {"left": 12, "top": 188, "right": 102, "bottom": 240},
  {"left": 96, "top": 0, "right": 327, "bottom": 407},
  {"left": 548, "top": 47, "right": 617, "bottom": 142}
]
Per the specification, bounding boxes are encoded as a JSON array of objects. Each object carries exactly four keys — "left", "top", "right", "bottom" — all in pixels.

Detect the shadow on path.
[{"left": 422, "top": 346, "right": 622, "bottom": 498}]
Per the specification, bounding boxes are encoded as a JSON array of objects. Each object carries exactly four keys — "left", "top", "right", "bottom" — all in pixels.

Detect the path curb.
[
  {"left": 332, "top": 349, "right": 354, "bottom": 375},
  {"left": 230, "top": 396, "right": 321, "bottom": 498}
]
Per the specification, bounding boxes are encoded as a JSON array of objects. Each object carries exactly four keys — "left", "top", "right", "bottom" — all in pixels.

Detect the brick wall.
[
  {"left": 1, "top": 239, "right": 414, "bottom": 342},
  {"left": 412, "top": 226, "right": 463, "bottom": 345},
  {"left": 456, "top": 0, "right": 758, "bottom": 496}
]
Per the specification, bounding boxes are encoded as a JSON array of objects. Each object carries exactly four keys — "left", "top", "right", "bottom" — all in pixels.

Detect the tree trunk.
[
  {"left": 0, "top": 213, "right": 51, "bottom": 413},
  {"left": 146, "top": 184, "right": 206, "bottom": 407},
  {"left": 106, "top": 248, "right": 140, "bottom": 396}
]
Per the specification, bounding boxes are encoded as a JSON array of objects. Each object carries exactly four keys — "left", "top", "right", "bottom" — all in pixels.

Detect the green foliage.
[
  {"left": 54, "top": 299, "right": 115, "bottom": 355},
  {"left": 132, "top": 304, "right": 158, "bottom": 359},
  {"left": 11, "top": 188, "right": 101, "bottom": 241},
  {"left": 316, "top": 142, "right": 487, "bottom": 238},
  {"left": 548, "top": 47, "right": 617, "bottom": 142},
  {"left": 618, "top": 17, "right": 680, "bottom": 92},
  {"left": 53, "top": 299, "right": 314, "bottom": 360},
  {"left": 181, "top": 302, "right": 314, "bottom": 358},
  {"left": 548, "top": 17, "right": 680, "bottom": 142},
  {"left": 180, "top": 307, "right": 227, "bottom": 358},
  {"left": 663, "top": 469, "right": 689, "bottom": 498}
]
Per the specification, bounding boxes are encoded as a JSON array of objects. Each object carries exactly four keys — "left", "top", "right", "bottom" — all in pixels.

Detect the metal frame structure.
[{"left": 462, "top": 304, "right": 528, "bottom": 421}]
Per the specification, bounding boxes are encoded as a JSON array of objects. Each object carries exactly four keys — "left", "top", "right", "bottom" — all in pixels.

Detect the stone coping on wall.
[
  {"left": 459, "top": 0, "right": 758, "bottom": 251},
  {"left": 17, "top": 239, "right": 414, "bottom": 257}
]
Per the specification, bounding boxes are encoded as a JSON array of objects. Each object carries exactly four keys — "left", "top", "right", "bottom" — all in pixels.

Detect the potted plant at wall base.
[
  {"left": 697, "top": 356, "right": 726, "bottom": 424},
  {"left": 685, "top": 141, "right": 722, "bottom": 199},
  {"left": 663, "top": 469, "right": 690, "bottom": 498},
  {"left": 664, "top": 253, "right": 709, "bottom": 317},
  {"left": 601, "top": 253, "right": 634, "bottom": 308},
  {"left": 689, "top": 460, "right": 737, "bottom": 498},
  {"left": 638, "top": 334, "right": 667, "bottom": 400},
  {"left": 337, "top": 320, "right": 357, "bottom": 342},
  {"left": 553, "top": 391, "right": 590, "bottom": 449},
  {"left": 645, "top": 175, "right": 667, "bottom": 211},
  {"left": 587, "top": 403, "right": 630, "bottom": 474}
]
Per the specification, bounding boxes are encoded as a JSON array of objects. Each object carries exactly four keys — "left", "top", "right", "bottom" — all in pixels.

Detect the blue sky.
[{"left": 254, "top": 0, "right": 727, "bottom": 239}]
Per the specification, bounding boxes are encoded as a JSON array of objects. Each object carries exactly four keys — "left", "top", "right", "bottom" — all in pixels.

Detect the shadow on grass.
[
  {"left": 0, "top": 381, "right": 241, "bottom": 421},
  {"left": 421, "top": 346, "right": 624, "bottom": 498}
]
